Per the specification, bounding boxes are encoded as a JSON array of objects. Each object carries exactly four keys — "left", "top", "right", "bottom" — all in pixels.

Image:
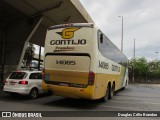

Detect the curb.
[{"left": 153, "top": 84, "right": 160, "bottom": 87}]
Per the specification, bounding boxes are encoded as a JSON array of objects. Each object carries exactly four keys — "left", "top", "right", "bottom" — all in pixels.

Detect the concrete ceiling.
[
  {"left": 1, "top": 0, "right": 94, "bottom": 46},
  {"left": 0, "top": 0, "right": 94, "bottom": 77},
  {"left": 2, "top": 0, "right": 94, "bottom": 27}
]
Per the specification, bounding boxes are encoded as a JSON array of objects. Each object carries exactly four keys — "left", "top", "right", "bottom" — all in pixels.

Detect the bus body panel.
[
  {"left": 94, "top": 68, "right": 127, "bottom": 99},
  {"left": 43, "top": 24, "right": 97, "bottom": 99},
  {"left": 44, "top": 55, "right": 90, "bottom": 85},
  {"left": 42, "top": 23, "right": 128, "bottom": 100},
  {"left": 44, "top": 26, "right": 93, "bottom": 54},
  {"left": 93, "top": 51, "right": 128, "bottom": 99}
]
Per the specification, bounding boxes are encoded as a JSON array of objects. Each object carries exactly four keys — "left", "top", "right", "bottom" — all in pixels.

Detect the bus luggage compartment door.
[{"left": 44, "top": 53, "right": 91, "bottom": 87}]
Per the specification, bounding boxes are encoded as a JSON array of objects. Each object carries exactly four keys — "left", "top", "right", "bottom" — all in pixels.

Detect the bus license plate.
[{"left": 59, "top": 83, "right": 69, "bottom": 87}]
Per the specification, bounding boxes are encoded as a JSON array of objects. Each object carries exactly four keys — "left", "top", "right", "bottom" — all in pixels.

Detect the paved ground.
[{"left": 0, "top": 83, "right": 160, "bottom": 120}]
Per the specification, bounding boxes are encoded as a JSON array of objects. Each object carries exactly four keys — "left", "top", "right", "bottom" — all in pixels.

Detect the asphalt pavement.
[{"left": 0, "top": 83, "right": 160, "bottom": 120}]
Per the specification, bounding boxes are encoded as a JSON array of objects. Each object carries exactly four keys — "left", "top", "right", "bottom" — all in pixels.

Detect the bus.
[{"left": 42, "top": 23, "right": 128, "bottom": 101}]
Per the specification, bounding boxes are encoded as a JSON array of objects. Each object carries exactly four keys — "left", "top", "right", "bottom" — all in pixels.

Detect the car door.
[
  {"left": 29, "top": 73, "right": 37, "bottom": 89},
  {"left": 29, "top": 72, "right": 43, "bottom": 93}
]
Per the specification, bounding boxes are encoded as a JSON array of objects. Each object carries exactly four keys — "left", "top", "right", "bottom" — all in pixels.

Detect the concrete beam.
[{"left": 0, "top": 0, "right": 94, "bottom": 83}]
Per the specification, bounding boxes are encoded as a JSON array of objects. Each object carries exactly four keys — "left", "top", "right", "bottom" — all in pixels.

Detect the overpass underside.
[{"left": 0, "top": 0, "right": 93, "bottom": 82}]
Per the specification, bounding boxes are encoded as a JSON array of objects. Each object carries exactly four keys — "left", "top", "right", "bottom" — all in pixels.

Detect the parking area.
[{"left": 0, "top": 83, "right": 160, "bottom": 112}]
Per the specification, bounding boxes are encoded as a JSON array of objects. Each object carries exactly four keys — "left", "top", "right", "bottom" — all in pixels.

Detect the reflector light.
[
  {"left": 42, "top": 69, "right": 45, "bottom": 80},
  {"left": 88, "top": 71, "right": 95, "bottom": 85}
]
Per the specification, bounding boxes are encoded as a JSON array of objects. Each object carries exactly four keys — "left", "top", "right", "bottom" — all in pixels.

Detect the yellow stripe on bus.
[
  {"left": 45, "top": 70, "right": 89, "bottom": 85},
  {"left": 42, "top": 67, "right": 126, "bottom": 100}
]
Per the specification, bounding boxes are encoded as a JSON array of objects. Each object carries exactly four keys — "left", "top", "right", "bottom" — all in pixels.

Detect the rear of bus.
[{"left": 42, "top": 23, "right": 97, "bottom": 99}]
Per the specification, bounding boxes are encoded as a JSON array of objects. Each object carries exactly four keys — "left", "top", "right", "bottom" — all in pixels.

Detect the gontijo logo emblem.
[
  {"left": 57, "top": 28, "right": 79, "bottom": 39},
  {"left": 50, "top": 27, "right": 86, "bottom": 45}
]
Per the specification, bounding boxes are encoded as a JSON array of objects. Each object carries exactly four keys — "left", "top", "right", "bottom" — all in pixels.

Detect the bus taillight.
[{"left": 88, "top": 71, "right": 95, "bottom": 85}]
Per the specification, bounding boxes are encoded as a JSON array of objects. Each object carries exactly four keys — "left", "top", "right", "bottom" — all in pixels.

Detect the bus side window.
[{"left": 100, "top": 34, "right": 103, "bottom": 43}]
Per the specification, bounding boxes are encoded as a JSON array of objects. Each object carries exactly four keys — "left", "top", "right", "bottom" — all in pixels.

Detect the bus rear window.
[{"left": 9, "top": 72, "right": 27, "bottom": 79}]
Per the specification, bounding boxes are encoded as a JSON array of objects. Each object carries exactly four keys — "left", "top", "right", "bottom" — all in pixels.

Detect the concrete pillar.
[{"left": 0, "top": 16, "right": 43, "bottom": 80}]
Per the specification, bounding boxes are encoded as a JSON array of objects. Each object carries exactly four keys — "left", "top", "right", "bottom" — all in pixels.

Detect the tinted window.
[
  {"left": 37, "top": 73, "right": 42, "bottom": 79},
  {"left": 29, "top": 73, "right": 42, "bottom": 79},
  {"left": 98, "top": 30, "right": 128, "bottom": 67},
  {"left": 9, "top": 72, "right": 27, "bottom": 79},
  {"left": 98, "top": 31, "right": 111, "bottom": 59}
]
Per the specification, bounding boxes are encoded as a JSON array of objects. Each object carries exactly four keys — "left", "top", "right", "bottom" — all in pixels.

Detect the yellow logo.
[{"left": 57, "top": 28, "right": 79, "bottom": 39}]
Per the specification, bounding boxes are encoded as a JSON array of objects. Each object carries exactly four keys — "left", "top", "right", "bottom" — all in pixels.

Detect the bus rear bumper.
[{"left": 42, "top": 81, "right": 95, "bottom": 100}]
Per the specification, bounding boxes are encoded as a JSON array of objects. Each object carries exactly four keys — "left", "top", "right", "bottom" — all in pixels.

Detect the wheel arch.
[{"left": 30, "top": 87, "right": 39, "bottom": 94}]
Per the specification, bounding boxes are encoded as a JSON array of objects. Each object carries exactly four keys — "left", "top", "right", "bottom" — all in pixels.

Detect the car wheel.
[{"left": 29, "top": 88, "right": 38, "bottom": 99}]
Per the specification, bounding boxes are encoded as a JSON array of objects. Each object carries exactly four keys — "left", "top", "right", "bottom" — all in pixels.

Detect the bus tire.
[
  {"left": 122, "top": 80, "right": 127, "bottom": 90},
  {"left": 109, "top": 84, "right": 115, "bottom": 99},
  {"left": 101, "top": 85, "right": 109, "bottom": 102}
]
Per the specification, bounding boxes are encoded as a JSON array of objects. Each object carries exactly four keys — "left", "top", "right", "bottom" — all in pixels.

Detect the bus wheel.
[
  {"left": 122, "top": 80, "right": 127, "bottom": 90},
  {"left": 109, "top": 84, "right": 115, "bottom": 99},
  {"left": 101, "top": 85, "right": 109, "bottom": 102}
]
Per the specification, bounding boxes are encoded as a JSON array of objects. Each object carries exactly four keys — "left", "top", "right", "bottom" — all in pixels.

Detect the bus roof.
[{"left": 48, "top": 23, "right": 94, "bottom": 30}]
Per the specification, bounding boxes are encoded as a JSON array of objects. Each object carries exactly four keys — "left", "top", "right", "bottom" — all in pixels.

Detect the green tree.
[
  {"left": 129, "top": 57, "right": 148, "bottom": 82},
  {"left": 135, "top": 58, "right": 148, "bottom": 78},
  {"left": 129, "top": 57, "right": 160, "bottom": 83},
  {"left": 23, "top": 43, "right": 35, "bottom": 69},
  {"left": 148, "top": 60, "right": 160, "bottom": 82}
]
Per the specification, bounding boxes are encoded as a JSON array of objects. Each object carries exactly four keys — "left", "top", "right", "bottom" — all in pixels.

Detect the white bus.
[{"left": 42, "top": 23, "right": 128, "bottom": 101}]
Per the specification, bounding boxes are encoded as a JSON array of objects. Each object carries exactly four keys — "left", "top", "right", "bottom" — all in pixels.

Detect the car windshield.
[{"left": 9, "top": 72, "right": 27, "bottom": 79}]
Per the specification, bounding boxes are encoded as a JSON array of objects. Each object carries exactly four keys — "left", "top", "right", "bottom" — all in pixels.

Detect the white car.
[{"left": 3, "top": 70, "right": 43, "bottom": 99}]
